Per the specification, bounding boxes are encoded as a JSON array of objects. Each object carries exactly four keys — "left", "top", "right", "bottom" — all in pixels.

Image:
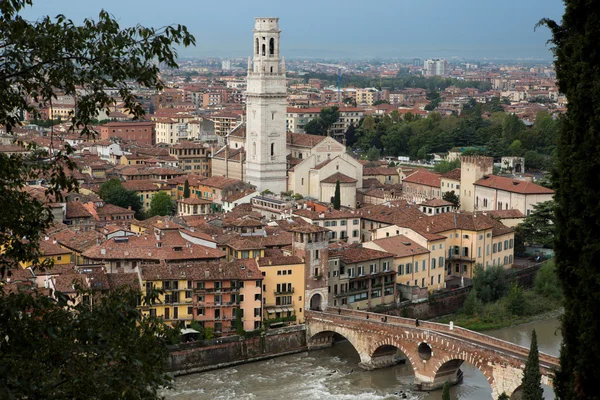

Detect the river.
[{"left": 162, "top": 317, "right": 561, "bottom": 400}]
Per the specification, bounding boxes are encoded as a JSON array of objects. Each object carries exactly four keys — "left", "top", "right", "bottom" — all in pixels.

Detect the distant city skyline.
[{"left": 21, "top": 0, "right": 564, "bottom": 60}]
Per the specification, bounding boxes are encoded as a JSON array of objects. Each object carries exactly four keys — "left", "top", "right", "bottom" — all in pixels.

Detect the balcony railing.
[
  {"left": 447, "top": 254, "right": 476, "bottom": 262},
  {"left": 194, "top": 287, "right": 241, "bottom": 293},
  {"left": 194, "top": 301, "right": 237, "bottom": 308},
  {"left": 274, "top": 288, "right": 295, "bottom": 295}
]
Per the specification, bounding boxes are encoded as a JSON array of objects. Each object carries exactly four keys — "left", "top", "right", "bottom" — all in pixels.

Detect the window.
[
  {"left": 358, "top": 266, "right": 365, "bottom": 276},
  {"left": 504, "top": 240, "right": 509, "bottom": 250},
  {"left": 256, "top": 280, "right": 261, "bottom": 287},
  {"left": 352, "top": 230, "right": 359, "bottom": 237},
  {"left": 197, "top": 308, "right": 205, "bottom": 316},
  {"left": 486, "top": 244, "right": 490, "bottom": 256},
  {"left": 353, "top": 219, "right": 359, "bottom": 225},
  {"left": 340, "top": 220, "right": 346, "bottom": 226},
  {"left": 439, "top": 256, "right": 444, "bottom": 267},
  {"left": 509, "top": 239, "right": 514, "bottom": 249},
  {"left": 406, "top": 263, "right": 412, "bottom": 274},
  {"left": 398, "top": 264, "right": 404, "bottom": 275},
  {"left": 432, "top": 258, "right": 436, "bottom": 269},
  {"left": 493, "top": 243, "right": 497, "bottom": 253},
  {"left": 414, "top": 262, "right": 419, "bottom": 273},
  {"left": 383, "top": 261, "right": 390, "bottom": 272},
  {"left": 187, "top": 306, "right": 193, "bottom": 315},
  {"left": 370, "top": 264, "right": 377, "bottom": 274},
  {"left": 348, "top": 268, "right": 355, "bottom": 278}
]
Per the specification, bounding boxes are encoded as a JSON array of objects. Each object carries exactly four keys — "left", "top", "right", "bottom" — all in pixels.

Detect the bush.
[
  {"left": 462, "top": 289, "right": 483, "bottom": 316},
  {"left": 473, "top": 264, "right": 509, "bottom": 303},
  {"left": 534, "top": 261, "right": 562, "bottom": 300},
  {"left": 506, "top": 284, "right": 525, "bottom": 316}
]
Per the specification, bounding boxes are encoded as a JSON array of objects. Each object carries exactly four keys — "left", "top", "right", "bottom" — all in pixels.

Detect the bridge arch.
[
  {"left": 308, "top": 328, "right": 371, "bottom": 366},
  {"left": 430, "top": 356, "right": 493, "bottom": 394},
  {"left": 370, "top": 339, "right": 418, "bottom": 373}
]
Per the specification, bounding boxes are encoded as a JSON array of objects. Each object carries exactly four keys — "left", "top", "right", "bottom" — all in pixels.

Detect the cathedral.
[{"left": 212, "top": 17, "right": 362, "bottom": 204}]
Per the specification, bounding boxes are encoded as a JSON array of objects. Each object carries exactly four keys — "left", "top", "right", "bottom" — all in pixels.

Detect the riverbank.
[{"left": 435, "top": 292, "right": 563, "bottom": 331}]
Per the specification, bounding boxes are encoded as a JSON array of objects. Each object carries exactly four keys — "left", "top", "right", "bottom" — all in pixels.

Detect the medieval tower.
[
  {"left": 245, "top": 18, "right": 288, "bottom": 194},
  {"left": 460, "top": 155, "right": 494, "bottom": 212}
]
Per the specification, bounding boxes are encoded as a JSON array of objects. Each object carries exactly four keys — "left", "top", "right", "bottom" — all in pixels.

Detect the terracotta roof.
[
  {"left": 227, "top": 237, "right": 265, "bottom": 251},
  {"left": 199, "top": 176, "right": 242, "bottom": 189},
  {"left": 286, "top": 132, "right": 326, "bottom": 148},
  {"left": 65, "top": 201, "right": 93, "bottom": 219},
  {"left": 441, "top": 168, "right": 462, "bottom": 181},
  {"left": 477, "top": 209, "right": 525, "bottom": 219},
  {"left": 363, "top": 167, "right": 399, "bottom": 176},
  {"left": 420, "top": 199, "right": 453, "bottom": 207},
  {"left": 121, "top": 181, "right": 161, "bottom": 192},
  {"left": 403, "top": 170, "right": 441, "bottom": 188},
  {"left": 321, "top": 172, "right": 358, "bottom": 184},
  {"left": 329, "top": 246, "right": 395, "bottom": 264},
  {"left": 95, "top": 204, "right": 134, "bottom": 216},
  {"left": 39, "top": 240, "right": 72, "bottom": 256},
  {"left": 177, "top": 197, "right": 212, "bottom": 205},
  {"left": 257, "top": 254, "right": 303, "bottom": 266},
  {"left": 370, "top": 235, "right": 430, "bottom": 258},
  {"left": 474, "top": 175, "right": 554, "bottom": 195},
  {"left": 139, "top": 259, "right": 262, "bottom": 282},
  {"left": 106, "top": 272, "right": 140, "bottom": 290}
]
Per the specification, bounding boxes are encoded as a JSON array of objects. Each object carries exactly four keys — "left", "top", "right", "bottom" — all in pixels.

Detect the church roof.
[
  {"left": 286, "top": 132, "right": 327, "bottom": 148},
  {"left": 321, "top": 172, "right": 358, "bottom": 184}
]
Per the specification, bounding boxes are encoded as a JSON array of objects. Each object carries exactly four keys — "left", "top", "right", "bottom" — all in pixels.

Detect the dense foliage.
[
  {"left": 99, "top": 178, "right": 144, "bottom": 219},
  {"left": 304, "top": 106, "right": 340, "bottom": 136},
  {"left": 0, "top": 287, "right": 175, "bottom": 399},
  {"left": 472, "top": 265, "right": 509, "bottom": 303},
  {"left": 346, "top": 104, "right": 558, "bottom": 168},
  {"left": 442, "top": 262, "right": 561, "bottom": 331},
  {"left": 148, "top": 191, "right": 174, "bottom": 217},
  {"left": 0, "top": 1, "right": 194, "bottom": 397},
  {"left": 516, "top": 201, "right": 555, "bottom": 248},
  {"left": 541, "top": 2, "right": 600, "bottom": 398},
  {"left": 333, "top": 180, "right": 341, "bottom": 210}
]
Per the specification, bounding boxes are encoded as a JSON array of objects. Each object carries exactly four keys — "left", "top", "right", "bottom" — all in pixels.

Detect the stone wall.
[{"left": 167, "top": 325, "right": 306, "bottom": 376}]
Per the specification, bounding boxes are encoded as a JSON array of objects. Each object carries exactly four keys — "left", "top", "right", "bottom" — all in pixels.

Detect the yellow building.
[
  {"left": 139, "top": 259, "right": 263, "bottom": 333},
  {"left": 226, "top": 237, "right": 265, "bottom": 262},
  {"left": 20, "top": 238, "right": 73, "bottom": 269},
  {"left": 258, "top": 254, "right": 306, "bottom": 325}
]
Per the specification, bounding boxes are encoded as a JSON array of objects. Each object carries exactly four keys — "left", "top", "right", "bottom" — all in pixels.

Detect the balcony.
[
  {"left": 447, "top": 254, "right": 476, "bottom": 262},
  {"left": 274, "top": 288, "right": 295, "bottom": 295},
  {"left": 194, "top": 301, "right": 237, "bottom": 308},
  {"left": 194, "top": 286, "right": 241, "bottom": 294}
]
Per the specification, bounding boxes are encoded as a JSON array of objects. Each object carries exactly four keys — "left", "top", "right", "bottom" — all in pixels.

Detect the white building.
[
  {"left": 423, "top": 59, "right": 447, "bottom": 77},
  {"left": 245, "top": 17, "right": 288, "bottom": 194}
]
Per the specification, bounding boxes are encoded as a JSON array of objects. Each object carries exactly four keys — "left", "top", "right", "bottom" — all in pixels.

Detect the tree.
[
  {"left": 303, "top": 118, "right": 324, "bottom": 135},
  {"left": 0, "top": 0, "right": 193, "bottom": 396},
  {"left": 366, "top": 146, "right": 381, "bottom": 162},
  {"left": 517, "top": 201, "right": 555, "bottom": 248},
  {"left": 333, "top": 180, "right": 341, "bottom": 210},
  {"left": 442, "top": 381, "right": 451, "bottom": 400},
  {"left": 183, "top": 179, "right": 191, "bottom": 198},
  {"left": 442, "top": 190, "right": 460, "bottom": 209},
  {"left": 434, "top": 159, "right": 461, "bottom": 174},
  {"left": 498, "top": 393, "right": 510, "bottom": 400},
  {"left": 99, "top": 178, "right": 144, "bottom": 219},
  {"left": 0, "top": 286, "right": 176, "bottom": 399},
  {"left": 520, "top": 329, "right": 543, "bottom": 400},
  {"left": 472, "top": 264, "right": 509, "bottom": 303},
  {"left": 148, "top": 191, "right": 173, "bottom": 217}
]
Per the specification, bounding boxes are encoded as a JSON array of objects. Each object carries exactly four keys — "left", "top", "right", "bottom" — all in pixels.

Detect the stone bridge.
[{"left": 305, "top": 309, "right": 558, "bottom": 399}]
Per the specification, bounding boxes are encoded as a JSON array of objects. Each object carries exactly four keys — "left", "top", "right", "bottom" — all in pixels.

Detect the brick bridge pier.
[{"left": 306, "top": 309, "right": 558, "bottom": 398}]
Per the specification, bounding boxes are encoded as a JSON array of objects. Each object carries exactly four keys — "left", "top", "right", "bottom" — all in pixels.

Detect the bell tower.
[{"left": 245, "top": 17, "right": 287, "bottom": 194}]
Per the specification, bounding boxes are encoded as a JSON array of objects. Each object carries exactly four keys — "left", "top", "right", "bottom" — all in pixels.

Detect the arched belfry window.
[
  {"left": 271, "top": 143, "right": 275, "bottom": 157},
  {"left": 255, "top": 38, "right": 259, "bottom": 55},
  {"left": 262, "top": 43, "right": 266, "bottom": 56},
  {"left": 269, "top": 38, "right": 275, "bottom": 55}
]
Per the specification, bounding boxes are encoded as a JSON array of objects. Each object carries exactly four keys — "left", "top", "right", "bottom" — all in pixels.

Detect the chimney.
[{"left": 100, "top": 248, "right": 106, "bottom": 255}]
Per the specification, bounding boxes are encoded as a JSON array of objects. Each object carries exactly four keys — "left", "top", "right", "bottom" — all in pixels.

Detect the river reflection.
[{"left": 163, "top": 318, "right": 561, "bottom": 400}]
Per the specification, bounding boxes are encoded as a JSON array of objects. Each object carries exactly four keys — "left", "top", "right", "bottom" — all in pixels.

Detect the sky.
[{"left": 21, "top": 0, "right": 565, "bottom": 60}]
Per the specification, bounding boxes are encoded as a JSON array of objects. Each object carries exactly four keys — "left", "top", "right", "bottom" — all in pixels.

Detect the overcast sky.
[{"left": 21, "top": 0, "right": 565, "bottom": 60}]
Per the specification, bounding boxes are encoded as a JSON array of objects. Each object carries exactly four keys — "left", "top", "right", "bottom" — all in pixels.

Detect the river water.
[{"left": 162, "top": 318, "right": 561, "bottom": 400}]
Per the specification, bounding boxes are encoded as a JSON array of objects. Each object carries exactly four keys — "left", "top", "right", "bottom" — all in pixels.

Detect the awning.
[
  {"left": 283, "top": 307, "right": 295, "bottom": 313},
  {"left": 275, "top": 307, "right": 284, "bottom": 313},
  {"left": 180, "top": 328, "right": 200, "bottom": 335},
  {"left": 266, "top": 308, "right": 276, "bottom": 314}
]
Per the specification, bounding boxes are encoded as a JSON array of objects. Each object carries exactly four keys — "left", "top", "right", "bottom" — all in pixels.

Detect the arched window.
[
  {"left": 269, "top": 38, "right": 275, "bottom": 55},
  {"left": 262, "top": 43, "right": 266, "bottom": 56},
  {"left": 270, "top": 143, "right": 275, "bottom": 157},
  {"left": 255, "top": 38, "right": 259, "bottom": 55}
]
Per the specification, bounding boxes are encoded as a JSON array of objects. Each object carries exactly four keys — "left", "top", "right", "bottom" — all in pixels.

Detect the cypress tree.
[
  {"left": 540, "top": 3, "right": 600, "bottom": 398},
  {"left": 183, "top": 179, "right": 190, "bottom": 199},
  {"left": 442, "top": 381, "right": 450, "bottom": 400},
  {"left": 333, "top": 180, "right": 341, "bottom": 210},
  {"left": 521, "top": 329, "right": 543, "bottom": 400}
]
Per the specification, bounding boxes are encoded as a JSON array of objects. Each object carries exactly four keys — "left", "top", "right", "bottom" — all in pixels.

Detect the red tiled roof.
[
  {"left": 370, "top": 235, "right": 430, "bottom": 258},
  {"left": 329, "top": 246, "right": 395, "bottom": 264},
  {"left": 441, "top": 168, "right": 462, "bottom": 181},
  {"left": 321, "top": 172, "right": 357, "bottom": 184},
  {"left": 403, "top": 170, "right": 441, "bottom": 188},
  {"left": 474, "top": 175, "right": 554, "bottom": 195}
]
